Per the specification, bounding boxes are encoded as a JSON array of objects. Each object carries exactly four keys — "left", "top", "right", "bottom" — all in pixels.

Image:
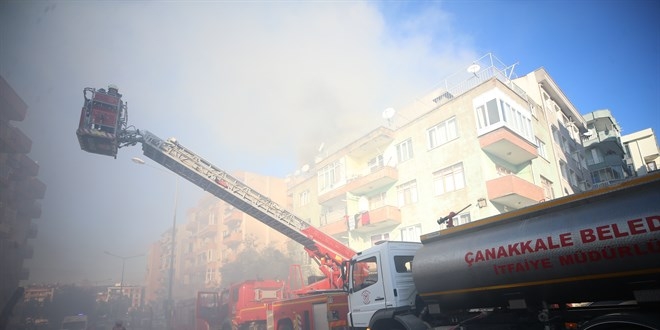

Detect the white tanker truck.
[{"left": 346, "top": 172, "right": 660, "bottom": 330}]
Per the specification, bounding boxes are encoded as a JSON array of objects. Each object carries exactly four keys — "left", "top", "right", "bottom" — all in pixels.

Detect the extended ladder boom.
[
  {"left": 76, "top": 86, "right": 355, "bottom": 290},
  {"left": 139, "top": 131, "right": 355, "bottom": 289}
]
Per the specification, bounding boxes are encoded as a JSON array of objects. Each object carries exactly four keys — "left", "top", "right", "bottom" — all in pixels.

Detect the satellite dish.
[
  {"left": 301, "top": 164, "right": 310, "bottom": 172},
  {"left": 382, "top": 107, "right": 396, "bottom": 119},
  {"left": 467, "top": 64, "right": 481, "bottom": 74}
]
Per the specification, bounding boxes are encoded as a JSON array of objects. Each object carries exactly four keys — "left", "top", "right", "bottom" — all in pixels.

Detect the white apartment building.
[{"left": 622, "top": 128, "right": 660, "bottom": 176}]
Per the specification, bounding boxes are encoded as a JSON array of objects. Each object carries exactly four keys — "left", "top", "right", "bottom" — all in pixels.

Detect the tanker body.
[{"left": 346, "top": 172, "right": 660, "bottom": 330}]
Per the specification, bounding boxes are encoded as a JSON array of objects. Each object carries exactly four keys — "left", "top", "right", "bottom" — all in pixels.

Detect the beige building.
[
  {"left": 145, "top": 171, "right": 290, "bottom": 301},
  {"left": 287, "top": 54, "right": 589, "bottom": 263},
  {"left": 0, "top": 76, "right": 46, "bottom": 309},
  {"left": 144, "top": 242, "right": 164, "bottom": 303},
  {"left": 622, "top": 128, "right": 659, "bottom": 176}
]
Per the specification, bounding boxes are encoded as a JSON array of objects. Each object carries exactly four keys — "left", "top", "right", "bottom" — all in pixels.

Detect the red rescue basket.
[{"left": 76, "top": 85, "right": 126, "bottom": 158}]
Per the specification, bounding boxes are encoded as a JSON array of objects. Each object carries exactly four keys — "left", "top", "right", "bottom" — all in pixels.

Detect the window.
[
  {"left": 318, "top": 161, "right": 343, "bottom": 191},
  {"left": 591, "top": 166, "right": 624, "bottom": 184},
  {"left": 569, "top": 169, "right": 577, "bottom": 186},
  {"left": 475, "top": 92, "right": 533, "bottom": 141},
  {"left": 299, "top": 190, "right": 310, "bottom": 206},
  {"left": 540, "top": 176, "right": 554, "bottom": 200},
  {"left": 370, "top": 233, "right": 389, "bottom": 246},
  {"left": 206, "top": 268, "right": 215, "bottom": 282},
  {"left": 433, "top": 163, "right": 465, "bottom": 195},
  {"left": 396, "top": 139, "right": 414, "bottom": 162},
  {"left": 368, "top": 192, "right": 386, "bottom": 209},
  {"left": 427, "top": 117, "right": 458, "bottom": 149},
  {"left": 400, "top": 224, "right": 421, "bottom": 242},
  {"left": 535, "top": 137, "right": 547, "bottom": 159},
  {"left": 351, "top": 256, "right": 379, "bottom": 291},
  {"left": 648, "top": 162, "right": 657, "bottom": 172},
  {"left": 397, "top": 180, "right": 418, "bottom": 206},
  {"left": 496, "top": 164, "right": 513, "bottom": 176},
  {"left": 440, "top": 212, "right": 471, "bottom": 229},
  {"left": 586, "top": 148, "right": 604, "bottom": 165},
  {"left": 455, "top": 212, "right": 471, "bottom": 226},
  {"left": 368, "top": 154, "right": 384, "bottom": 171},
  {"left": 560, "top": 161, "right": 568, "bottom": 180},
  {"left": 561, "top": 136, "right": 568, "bottom": 153},
  {"left": 394, "top": 256, "right": 414, "bottom": 273},
  {"left": 209, "top": 212, "right": 216, "bottom": 225}
]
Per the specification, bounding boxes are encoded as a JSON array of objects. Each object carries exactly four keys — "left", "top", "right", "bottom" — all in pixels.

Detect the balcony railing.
[
  {"left": 351, "top": 205, "right": 401, "bottom": 233},
  {"left": 486, "top": 175, "right": 544, "bottom": 209},
  {"left": 479, "top": 126, "right": 538, "bottom": 165}
]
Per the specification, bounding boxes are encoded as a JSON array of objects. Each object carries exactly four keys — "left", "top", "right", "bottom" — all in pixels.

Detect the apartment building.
[
  {"left": 147, "top": 171, "right": 290, "bottom": 300},
  {"left": 144, "top": 242, "right": 164, "bottom": 303},
  {"left": 582, "top": 109, "right": 630, "bottom": 188},
  {"left": 622, "top": 128, "right": 659, "bottom": 176},
  {"left": 0, "top": 76, "right": 47, "bottom": 309},
  {"left": 287, "top": 54, "right": 590, "bottom": 262}
]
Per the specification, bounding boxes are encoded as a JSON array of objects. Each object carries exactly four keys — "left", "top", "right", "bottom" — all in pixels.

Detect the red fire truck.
[{"left": 195, "top": 279, "right": 286, "bottom": 330}]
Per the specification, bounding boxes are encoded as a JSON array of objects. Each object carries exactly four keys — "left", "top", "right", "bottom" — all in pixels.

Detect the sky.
[{"left": 1, "top": 0, "right": 658, "bottom": 286}]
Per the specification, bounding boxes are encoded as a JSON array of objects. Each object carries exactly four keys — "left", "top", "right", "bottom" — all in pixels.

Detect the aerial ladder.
[{"left": 76, "top": 86, "right": 356, "bottom": 292}]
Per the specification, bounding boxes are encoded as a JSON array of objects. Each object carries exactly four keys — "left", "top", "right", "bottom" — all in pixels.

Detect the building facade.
[
  {"left": 582, "top": 109, "right": 630, "bottom": 188},
  {"left": 622, "top": 128, "right": 659, "bottom": 176},
  {"left": 0, "top": 75, "right": 46, "bottom": 309},
  {"left": 287, "top": 54, "right": 590, "bottom": 260},
  {"left": 144, "top": 171, "right": 290, "bottom": 302}
]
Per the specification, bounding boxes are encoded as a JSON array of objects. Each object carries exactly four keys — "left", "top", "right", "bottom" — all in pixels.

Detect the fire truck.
[
  {"left": 76, "top": 86, "right": 354, "bottom": 330},
  {"left": 78, "top": 86, "right": 660, "bottom": 329},
  {"left": 195, "top": 279, "right": 286, "bottom": 330}
]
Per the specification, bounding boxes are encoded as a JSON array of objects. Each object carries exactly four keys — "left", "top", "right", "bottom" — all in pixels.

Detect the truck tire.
[{"left": 581, "top": 313, "right": 660, "bottom": 330}]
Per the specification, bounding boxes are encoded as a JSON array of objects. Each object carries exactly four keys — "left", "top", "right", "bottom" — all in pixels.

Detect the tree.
[{"left": 219, "top": 237, "right": 296, "bottom": 288}]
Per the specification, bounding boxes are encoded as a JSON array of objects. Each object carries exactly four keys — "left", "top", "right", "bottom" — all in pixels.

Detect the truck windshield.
[{"left": 351, "top": 256, "right": 378, "bottom": 291}]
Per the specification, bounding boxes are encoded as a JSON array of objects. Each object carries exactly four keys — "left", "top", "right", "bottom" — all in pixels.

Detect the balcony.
[
  {"left": 225, "top": 215, "right": 243, "bottom": 228},
  {"left": 319, "top": 166, "right": 398, "bottom": 203},
  {"left": 19, "top": 267, "right": 30, "bottom": 280},
  {"left": 346, "top": 166, "right": 398, "bottom": 195},
  {"left": 345, "top": 127, "right": 395, "bottom": 158},
  {"left": 197, "top": 223, "right": 218, "bottom": 238},
  {"left": 223, "top": 230, "right": 242, "bottom": 247},
  {"left": 22, "top": 244, "right": 34, "bottom": 259},
  {"left": 11, "top": 154, "right": 39, "bottom": 178},
  {"left": 27, "top": 223, "right": 38, "bottom": 239},
  {"left": 15, "top": 177, "right": 46, "bottom": 199},
  {"left": 479, "top": 126, "right": 537, "bottom": 165},
  {"left": 0, "top": 76, "right": 28, "bottom": 121},
  {"left": 486, "top": 175, "right": 544, "bottom": 209},
  {"left": 18, "top": 200, "right": 42, "bottom": 219},
  {"left": 352, "top": 205, "right": 401, "bottom": 233},
  {"left": 0, "top": 204, "right": 17, "bottom": 224},
  {"left": 0, "top": 121, "right": 32, "bottom": 153},
  {"left": 320, "top": 216, "right": 348, "bottom": 237}
]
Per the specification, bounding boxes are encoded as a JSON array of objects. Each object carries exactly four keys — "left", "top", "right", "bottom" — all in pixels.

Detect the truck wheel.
[{"left": 581, "top": 313, "right": 660, "bottom": 330}]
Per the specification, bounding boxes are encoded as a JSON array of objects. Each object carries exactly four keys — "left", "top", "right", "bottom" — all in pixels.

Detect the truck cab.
[{"left": 347, "top": 241, "right": 421, "bottom": 329}]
